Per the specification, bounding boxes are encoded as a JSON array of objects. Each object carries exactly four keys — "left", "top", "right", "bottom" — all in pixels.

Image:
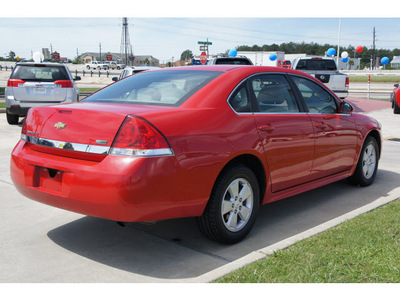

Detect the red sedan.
[
  {"left": 10, "top": 66, "right": 381, "bottom": 244},
  {"left": 392, "top": 83, "right": 400, "bottom": 114}
]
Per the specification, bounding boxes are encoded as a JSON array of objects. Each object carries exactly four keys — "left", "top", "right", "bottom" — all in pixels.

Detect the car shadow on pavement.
[{"left": 47, "top": 168, "right": 400, "bottom": 281}]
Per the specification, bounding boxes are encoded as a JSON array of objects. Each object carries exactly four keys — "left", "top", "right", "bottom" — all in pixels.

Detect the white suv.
[{"left": 5, "top": 62, "right": 80, "bottom": 124}]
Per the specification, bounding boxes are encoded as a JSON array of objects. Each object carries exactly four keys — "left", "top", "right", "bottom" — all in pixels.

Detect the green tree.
[
  {"left": 180, "top": 49, "right": 194, "bottom": 61},
  {"left": 8, "top": 51, "right": 16, "bottom": 61}
]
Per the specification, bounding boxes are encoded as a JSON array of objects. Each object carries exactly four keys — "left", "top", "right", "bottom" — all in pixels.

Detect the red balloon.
[{"left": 356, "top": 46, "right": 363, "bottom": 53}]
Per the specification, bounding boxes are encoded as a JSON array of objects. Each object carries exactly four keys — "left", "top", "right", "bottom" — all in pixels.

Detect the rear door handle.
[
  {"left": 315, "top": 122, "right": 327, "bottom": 129},
  {"left": 259, "top": 125, "right": 275, "bottom": 132}
]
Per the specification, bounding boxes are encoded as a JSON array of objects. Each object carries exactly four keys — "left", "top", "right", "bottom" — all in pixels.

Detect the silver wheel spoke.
[
  {"left": 228, "top": 181, "right": 239, "bottom": 199},
  {"left": 222, "top": 199, "right": 233, "bottom": 215},
  {"left": 239, "top": 183, "right": 252, "bottom": 201},
  {"left": 226, "top": 212, "right": 238, "bottom": 229},
  {"left": 238, "top": 206, "right": 251, "bottom": 222}
]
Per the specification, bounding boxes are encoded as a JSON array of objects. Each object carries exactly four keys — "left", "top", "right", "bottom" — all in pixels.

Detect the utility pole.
[
  {"left": 337, "top": 18, "right": 341, "bottom": 66},
  {"left": 99, "top": 43, "right": 102, "bottom": 61},
  {"left": 120, "top": 17, "right": 133, "bottom": 66},
  {"left": 372, "top": 27, "right": 376, "bottom": 70}
]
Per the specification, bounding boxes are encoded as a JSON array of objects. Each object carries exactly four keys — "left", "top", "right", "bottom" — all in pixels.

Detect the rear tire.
[
  {"left": 6, "top": 112, "right": 19, "bottom": 125},
  {"left": 198, "top": 164, "right": 260, "bottom": 244},
  {"left": 348, "top": 136, "right": 379, "bottom": 187}
]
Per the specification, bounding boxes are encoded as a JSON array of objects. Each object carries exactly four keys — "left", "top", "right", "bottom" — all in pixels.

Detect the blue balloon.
[
  {"left": 269, "top": 53, "right": 277, "bottom": 61},
  {"left": 228, "top": 49, "right": 237, "bottom": 57},
  {"left": 381, "top": 57, "right": 390, "bottom": 65},
  {"left": 327, "top": 48, "right": 336, "bottom": 56},
  {"left": 342, "top": 57, "right": 349, "bottom": 63}
]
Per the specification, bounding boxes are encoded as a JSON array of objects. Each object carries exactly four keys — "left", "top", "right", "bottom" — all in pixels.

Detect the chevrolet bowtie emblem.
[{"left": 54, "top": 122, "right": 67, "bottom": 130}]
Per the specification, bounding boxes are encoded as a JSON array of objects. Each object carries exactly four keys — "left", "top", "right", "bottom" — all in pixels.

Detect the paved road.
[{"left": 0, "top": 104, "right": 399, "bottom": 282}]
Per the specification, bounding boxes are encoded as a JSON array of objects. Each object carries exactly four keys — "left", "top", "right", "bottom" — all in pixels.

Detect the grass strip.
[
  {"left": 215, "top": 198, "right": 400, "bottom": 283},
  {"left": 349, "top": 76, "right": 400, "bottom": 83}
]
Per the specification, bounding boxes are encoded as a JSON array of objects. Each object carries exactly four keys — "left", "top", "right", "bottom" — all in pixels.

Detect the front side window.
[
  {"left": 291, "top": 76, "right": 337, "bottom": 114},
  {"left": 250, "top": 74, "right": 299, "bottom": 113},
  {"left": 83, "top": 70, "right": 222, "bottom": 106}
]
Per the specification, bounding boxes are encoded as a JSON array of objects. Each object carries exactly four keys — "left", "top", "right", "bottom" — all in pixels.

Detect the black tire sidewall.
[
  {"left": 202, "top": 164, "right": 260, "bottom": 244},
  {"left": 351, "top": 136, "right": 379, "bottom": 187}
]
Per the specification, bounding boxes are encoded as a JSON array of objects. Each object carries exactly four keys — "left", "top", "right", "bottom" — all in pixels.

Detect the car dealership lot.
[{"left": 1, "top": 107, "right": 400, "bottom": 283}]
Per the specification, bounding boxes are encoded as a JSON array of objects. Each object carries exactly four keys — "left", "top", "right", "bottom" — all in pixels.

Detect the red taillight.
[
  {"left": 7, "top": 79, "right": 25, "bottom": 87},
  {"left": 345, "top": 77, "right": 349, "bottom": 87},
  {"left": 54, "top": 80, "right": 73, "bottom": 88},
  {"left": 110, "top": 115, "right": 173, "bottom": 157}
]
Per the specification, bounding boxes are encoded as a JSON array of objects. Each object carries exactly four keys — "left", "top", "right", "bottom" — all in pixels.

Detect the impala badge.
[{"left": 54, "top": 122, "right": 67, "bottom": 130}]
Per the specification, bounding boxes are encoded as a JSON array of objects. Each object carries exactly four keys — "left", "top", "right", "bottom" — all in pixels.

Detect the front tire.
[
  {"left": 348, "top": 136, "right": 379, "bottom": 187},
  {"left": 198, "top": 164, "right": 260, "bottom": 244}
]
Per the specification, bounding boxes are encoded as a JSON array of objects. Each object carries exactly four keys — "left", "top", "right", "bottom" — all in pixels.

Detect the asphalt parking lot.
[{"left": 0, "top": 104, "right": 399, "bottom": 283}]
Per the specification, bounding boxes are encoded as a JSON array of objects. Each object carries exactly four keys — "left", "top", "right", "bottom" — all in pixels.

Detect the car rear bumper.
[
  {"left": 10, "top": 140, "right": 208, "bottom": 222},
  {"left": 7, "top": 105, "right": 30, "bottom": 116}
]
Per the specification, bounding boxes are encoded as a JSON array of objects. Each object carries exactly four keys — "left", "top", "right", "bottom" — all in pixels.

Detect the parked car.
[
  {"left": 278, "top": 60, "right": 291, "bottom": 68},
  {"left": 104, "top": 61, "right": 126, "bottom": 70},
  {"left": 291, "top": 56, "right": 349, "bottom": 99},
  {"left": 11, "top": 66, "right": 381, "bottom": 244},
  {"left": 391, "top": 83, "right": 400, "bottom": 114},
  {"left": 85, "top": 61, "right": 109, "bottom": 70},
  {"left": 206, "top": 56, "right": 253, "bottom": 65},
  {"left": 112, "top": 66, "right": 161, "bottom": 81},
  {"left": 5, "top": 62, "right": 80, "bottom": 124}
]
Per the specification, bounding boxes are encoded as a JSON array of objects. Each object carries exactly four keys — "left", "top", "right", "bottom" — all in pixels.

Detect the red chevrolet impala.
[{"left": 10, "top": 66, "right": 381, "bottom": 244}]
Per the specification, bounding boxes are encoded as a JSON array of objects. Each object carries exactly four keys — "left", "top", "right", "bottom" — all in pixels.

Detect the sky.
[{"left": 1, "top": 1, "right": 399, "bottom": 63}]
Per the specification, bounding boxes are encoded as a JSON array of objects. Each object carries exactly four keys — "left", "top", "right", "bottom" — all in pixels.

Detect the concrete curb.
[{"left": 188, "top": 186, "right": 400, "bottom": 283}]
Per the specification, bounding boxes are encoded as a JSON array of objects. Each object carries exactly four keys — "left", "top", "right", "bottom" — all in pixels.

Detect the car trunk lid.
[{"left": 10, "top": 81, "right": 69, "bottom": 102}]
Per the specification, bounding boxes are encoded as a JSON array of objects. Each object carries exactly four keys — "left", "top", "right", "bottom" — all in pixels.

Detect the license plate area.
[
  {"left": 35, "top": 167, "right": 63, "bottom": 192},
  {"left": 33, "top": 88, "right": 47, "bottom": 95}
]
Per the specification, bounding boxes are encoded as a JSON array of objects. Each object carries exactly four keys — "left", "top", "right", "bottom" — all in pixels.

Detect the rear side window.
[
  {"left": 250, "top": 74, "right": 299, "bottom": 113},
  {"left": 11, "top": 65, "right": 69, "bottom": 82},
  {"left": 83, "top": 70, "right": 222, "bottom": 106}
]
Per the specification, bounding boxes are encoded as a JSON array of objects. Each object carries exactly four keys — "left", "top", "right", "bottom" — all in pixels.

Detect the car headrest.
[{"left": 257, "top": 85, "right": 290, "bottom": 105}]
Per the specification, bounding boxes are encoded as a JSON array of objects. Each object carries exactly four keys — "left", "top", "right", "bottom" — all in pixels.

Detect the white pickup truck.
[
  {"left": 291, "top": 57, "right": 349, "bottom": 99},
  {"left": 85, "top": 61, "right": 109, "bottom": 70}
]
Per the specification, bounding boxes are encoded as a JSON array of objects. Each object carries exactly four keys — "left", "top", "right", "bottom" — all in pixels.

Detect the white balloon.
[
  {"left": 32, "top": 52, "right": 44, "bottom": 63},
  {"left": 341, "top": 51, "right": 349, "bottom": 58}
]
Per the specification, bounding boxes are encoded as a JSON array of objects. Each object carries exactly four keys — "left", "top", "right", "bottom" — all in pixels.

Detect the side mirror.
[
  {"left": 339, "top": 102, "right": 354, "bottom": 113},
  {"left": 394, "top": 84, "right": 399, "bottom": 88},
  {"left": 112, "top": 77, "right": 119, "bottom": 82},
  {"left": 74, "top": 76, "right": 81, "bottom": 81}
]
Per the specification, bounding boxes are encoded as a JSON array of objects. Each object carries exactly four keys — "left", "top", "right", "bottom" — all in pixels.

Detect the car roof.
[{"left": 16, "top": 62, "right": 67, "bottom": 67}]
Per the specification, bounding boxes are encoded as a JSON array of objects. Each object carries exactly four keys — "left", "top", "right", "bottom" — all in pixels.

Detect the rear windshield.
[
  {"left": 295, "top": 59, "right": 337, "bottom": 71},
  {"left": 11, "top": 65, "right": 69, "bottom": 82},
  {"left": 83, "top": 70, "right": 222, "bottom": 106},
  {"left": 214, "top": 58, "right": 252, "bottom": 65}
]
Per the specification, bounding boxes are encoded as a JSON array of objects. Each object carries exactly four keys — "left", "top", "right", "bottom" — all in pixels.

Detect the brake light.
[
  {"left": 7, "top": 79, "right": 25, "bottom": 87},
  {"left": 110, "top": 115, "right": 173, "bottom": 157},
  {"left": 21, "top": 113, "right": 28, "bottom": 141},
  {"left": 345, "top": 77, "right": 349, "bottom": 87},
  {"left": 54, "top": 80, "right": 73, "bottom": 88}
]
